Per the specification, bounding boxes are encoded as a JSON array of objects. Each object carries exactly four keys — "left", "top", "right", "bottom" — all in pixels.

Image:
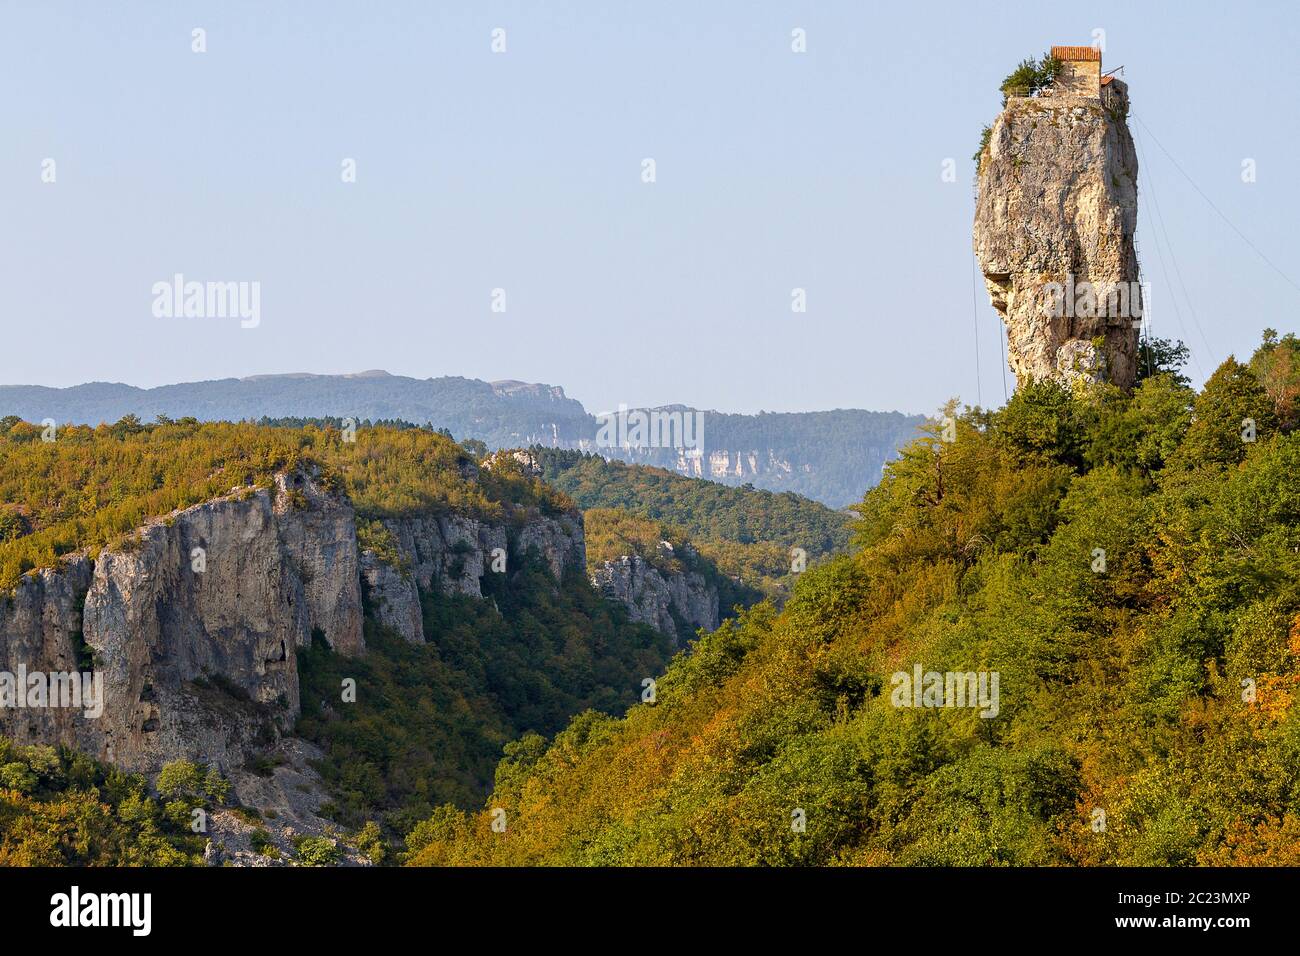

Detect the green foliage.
[
  {"left": 352, "top": 820, "right": 387, "bottom": 864},
  {"left": 0, "top": 419, "right": 570, "bottom": 591},
  {"left": 292, "top": 835, "right": 341, "bottom": 867},
  {"left": 584, "top": 508, "right": 762, "bottom": 633},
  {"left": 533, "top": 448, "right": 851, "bottom": 601},
  {"left": 1135, "top": 335, "right": 1192, "bottom": 387},
  {"left": 405, "top": 349, "right": 1300, "bottom": 866},
  {"left": 295, "top": 550, "right": 674, "bottom": 834},
  {"left": 1000, "top": 51, "right": 1063, "bottom": 103},
  {"left": 156, "top": 760, "right": 203, "bottom": 801},
  {"left": 995, "top": 379, "right": 1088, "bottom": 467},
  {"left": 357, "top": 519, "right": 409, "bottom": 576},
  {"left": 203, "top": 766, "right": 231, "bottom": 805},
  {"left": 0, "top": 740, "right": 205, "bottom": 865},
  {"left": 973, "top": 124, "right": 992, "bottom": 168},
  {"left": 249, "top": 829, "right": 278, "bottom": 858},
  {"left": 0, "top": 509, "right": 25, "bottom": 543},
  {"left": 0, "top": 763, "right": 38, "bottom": 794},
  {"left": 1085, "top": 375, "right": 1194, "bottom": 475},
  {"left": 1167, "top": 357, "right": 1276, "bottom": 471},
  {"left": 1249, "top": 328, "right": 1300, "bottom": 430}
]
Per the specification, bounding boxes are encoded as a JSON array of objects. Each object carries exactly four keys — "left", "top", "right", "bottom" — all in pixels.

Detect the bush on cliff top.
[{"left": 1000, "top": 51, "right": 1063, "bottom": 103}]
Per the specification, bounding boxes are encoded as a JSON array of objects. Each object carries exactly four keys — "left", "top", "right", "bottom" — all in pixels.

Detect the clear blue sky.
[{"left": 4, "top": 0, "right": 1298, "bottom": 415}]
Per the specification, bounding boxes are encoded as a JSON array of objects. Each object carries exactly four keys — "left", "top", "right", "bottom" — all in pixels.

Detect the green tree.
[
  {"left": 156, "top": 760, "right": 203, "bottom": 801},
  {"left": 1169, "top": 358, "right": 1276, "bottom": 470},
  {"left": 1000, "top": 51, "right": 1063, "bottom": 102}
]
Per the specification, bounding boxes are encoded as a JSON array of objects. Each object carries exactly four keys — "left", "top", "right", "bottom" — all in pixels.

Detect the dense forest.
[
  {"left": 0, "top": 418, "right": 566, "bottom": 592},
  {"left": 0, "top": 416, "right": 678, "bottom": 852},
  {"left": 6, "top": 332, "right": 1300, "bottom": 866},
  {"left": 296, "top": 551, "right": 673, "bottom": 836},
  {"left": 533, "top": 448, "right": 852, "bottom": 601},
  {"left": 402, "top": 332, "right": 1300, "bottom": 866},
  {"left": 0, "top": 741, "right": 223, "bottom": 866}
]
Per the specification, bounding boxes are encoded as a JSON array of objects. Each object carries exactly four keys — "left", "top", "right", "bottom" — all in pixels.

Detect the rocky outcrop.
[
  {"left": 591, "top": 554, "right": 719, "bottom": 646},
  {"left": 0, "top": 473, "right": 362, "bottom": 773},
  {"left": 0, "top": 559, "right": 96, "bottom": 748},
  {"left": 974, "top": 78, "right": 1141, "bottom": 389},
  {"left": 359, "top": 550, "right": 424, "bottom": 643},
  {"left": 203, "top": 738, "right": 370, "bottom": 867},
  {"left": 361, "top": 508, "right": 585, "bottom": 644},
  {"left": 0, "top": 449, "right": 595, "bottom": 808},
  {"left": 515, "top": 512, "right": 585, "bottom": 582},
  {"left": 0, "top": 462, "right": 587, "bottom": 768}
]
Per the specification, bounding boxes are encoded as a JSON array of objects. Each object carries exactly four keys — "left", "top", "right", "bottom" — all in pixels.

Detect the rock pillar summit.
[{"left": 973, "top": 45, "right": 1142, "bottom": 390}]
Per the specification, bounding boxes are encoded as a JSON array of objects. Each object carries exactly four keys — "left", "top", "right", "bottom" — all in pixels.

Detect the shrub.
[
  {"left": 249, "top": 829, "right": 279, "bottom": 858},
  {"left": 293, "top": 835, "right": 341, "bottom": 867},
  {"left": 156, "top": 760, "right": 203, "bottom": 801}
]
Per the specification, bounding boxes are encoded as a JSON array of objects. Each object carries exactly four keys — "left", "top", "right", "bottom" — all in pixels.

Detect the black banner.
[{"left": 0, "top": 866, "right": 1284, "bottom": 943}]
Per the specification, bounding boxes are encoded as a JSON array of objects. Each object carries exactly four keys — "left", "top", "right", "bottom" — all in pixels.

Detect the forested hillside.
[
  {"left": 0, "top": 417, "right": 676, "bottom": 853},
  {"left": 533, "top": 448, "right": 852, "bottom": 600},
  {"left": 296, "top": 553, "right": 672, "bottom": 836},
  {"left": 0, "top": 742, "right": 219, "bottom": 866},
  {"left": 0, "top": 417, "right": 564, "bottom": 591},
  {"left": 667, "top": 407, "right": 925, "bottom": 506},
  {"left": 404, "top": 334, "right": 1300, "bottom": 866}
]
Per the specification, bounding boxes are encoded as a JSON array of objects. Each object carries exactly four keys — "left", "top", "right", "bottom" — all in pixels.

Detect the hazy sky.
[{"left": 4, "top": 0, "right": 1299, "bottom": 415}]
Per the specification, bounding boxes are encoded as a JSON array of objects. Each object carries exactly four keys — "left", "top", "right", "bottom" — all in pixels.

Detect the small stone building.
[{"left": 1051, "top": 45, "right": 1102, "bottom": 96}]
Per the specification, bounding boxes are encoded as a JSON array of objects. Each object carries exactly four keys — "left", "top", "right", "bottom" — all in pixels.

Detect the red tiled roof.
[
  {"left": 1100, "top": 76, "right": 1114, "bottom": 86},
  {"left": 1052, "top": 45, "right": 1101, "bottom": 62}
]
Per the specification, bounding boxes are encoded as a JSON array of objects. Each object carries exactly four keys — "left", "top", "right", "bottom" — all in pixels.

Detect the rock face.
[
  {"left": 0, "top": 473, "right": 362, "bottom": 773},
  {"left": 590, "top": 554, "right": 719, "bottom": 646},
  {"left": 0, "top": 559, "right": 96, "bottom": 750},
  {"left": 204, "top": 738, "right": 370, "bottom": 867},
  {"left": 359, "top": 550, "right": 424, "bottom": 643},
  {"left": 360, "top": 508, "right": 585, "bottom": 644},
  {"left": 974, "top": 78, "right": 1141, "bottom": 389},
  {"left": 0, "top": 463, "right": 588, "bottom": 770}
]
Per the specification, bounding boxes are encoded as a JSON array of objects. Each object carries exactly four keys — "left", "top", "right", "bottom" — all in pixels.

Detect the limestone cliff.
[
  {"left": 0, "top": 462, "right": 591, "bottom": 775},
  {"left": 360, "top": 508, "right": 585, "bottom": 644},
  {"left": 590, "top": 553, "right": 719, "bottom": 646},
  {"left": 0, "top": 473, "right": 362, "bottom": 773},
  {"left": 974, "top": 77, "right": 1141, "bottom": 389}
]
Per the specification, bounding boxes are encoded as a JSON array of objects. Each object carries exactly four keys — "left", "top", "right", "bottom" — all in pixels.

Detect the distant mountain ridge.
[{"left": 0, "top": 371, "right": 924, "bottom": 507}]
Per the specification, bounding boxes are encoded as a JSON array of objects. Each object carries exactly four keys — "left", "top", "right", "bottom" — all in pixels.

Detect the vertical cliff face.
[
  {"left": 0, "top": 474, "right": 362, "bottom": 772},
  {"left": 0, "top": 560, "right": 95, "bottom": 748},
  {"left": 974, "top": 79, "right": 1141, "bottom": 389},
  {"left": 0, "top": 444, "right": 595, "bottom": 780},
  {"left": 590, "top": 553, "right": 720, "bottom": 646},
  {"left": 359, "top": 508, "right": 586, "bottom": 644},
  {"left": 0, "top": 466, "right": 592, "bottom": 770}
]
